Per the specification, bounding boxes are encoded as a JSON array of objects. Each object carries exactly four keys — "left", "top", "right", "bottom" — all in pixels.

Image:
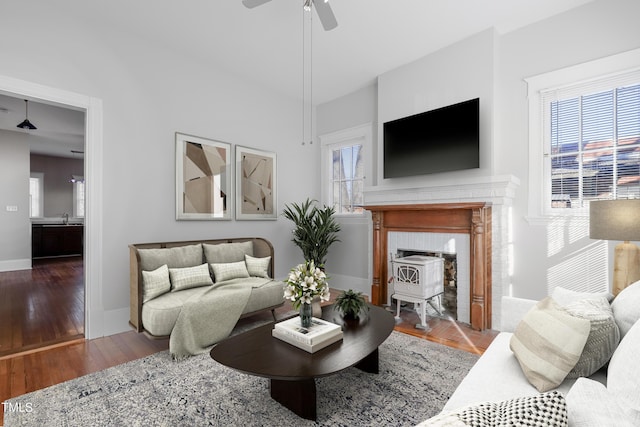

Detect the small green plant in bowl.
[{"left": 334, "top": 289, "right": 369, "bottom": 319}]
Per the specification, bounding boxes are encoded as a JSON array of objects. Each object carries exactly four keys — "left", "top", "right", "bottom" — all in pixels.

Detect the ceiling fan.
[{"left": 242, "top": 0, "right": 338, "bottom": 31}]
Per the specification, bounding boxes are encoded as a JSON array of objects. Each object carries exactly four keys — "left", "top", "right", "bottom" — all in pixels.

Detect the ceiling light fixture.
[{"left": 16, "top": 99, "right": 37, "bottom": 130}]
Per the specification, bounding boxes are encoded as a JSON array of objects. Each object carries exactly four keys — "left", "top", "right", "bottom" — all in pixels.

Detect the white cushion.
[
  {"left": 563, "top": 297, "right": 620, "bottom": 378},
  {"left": 611, "top": 280, "right": 640, "bottom": 340},
  {"left": 566, "top": 378, "right": 636, "bottom": 427},
  {"left": 510, "top": 297, "right": 590, "bottom": 392},
  {"left": 142, "top": 264, "right": 171, "bottom": 303},
  {"left": 607, "top": 319, "right": 640, "bottom": 425},
  {"left": 210, "top": 261, "right": 250, "bottom": 282},
  {"left": 169, "top": 263, "right": 213, "bottom": 291},
  {"left": 245, "top": 254, "right": 271, "bottom": 278}
]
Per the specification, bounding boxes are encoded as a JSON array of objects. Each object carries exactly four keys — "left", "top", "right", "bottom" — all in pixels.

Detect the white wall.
[
  {"left": 316, "top": 0, "right": 640, "bottom": 302},
  {"left": 0, "top": 1, "right": 319, "bottom": 335},
  {"left": 0, "top": 130, "right": 30, "bottom": 271}
]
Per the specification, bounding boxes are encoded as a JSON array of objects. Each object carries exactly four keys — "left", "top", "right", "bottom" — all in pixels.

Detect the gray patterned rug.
[{"left": 5, "top": 331, "right": 479, "bottom": 426}]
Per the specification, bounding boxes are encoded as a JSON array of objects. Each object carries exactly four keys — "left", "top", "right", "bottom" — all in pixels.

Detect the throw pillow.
[
  {"left": 419, "top": 392, "right": 568, "bottom": 427},
  {"left": 210, "top": 261, "right": 250, "bottom": 283},
  {"left": 137, "top": 244, "right": 203, "bottom": 271},
  {"left": 610, "top": 280, "right": 640, "bottom": 340},
  {"left": 563, "top": 297, "right": 620, "bottom": 378},
  {"left": 203, "top": 241, "right": 254, "bottom": 264},
  {"left": 566, "top": 378, "right": 636, "bottom": 427},
  {"left": 245, "top": 254, "right": 271, "bottom": 278},
  {"left": 607, "top": 319, "right": 640, "bottom": 425},
  {"left": 551, "top": 286, "right": 613, "bottom": 306},
  {"left": 510, "top": 297, "right": 590, "bottom": 392},
  {"left": 169, "top": 263, "right": 214, "bottom": 292},
  {"left": 141, "top": 264, "right": 171, "bottom": 303}
]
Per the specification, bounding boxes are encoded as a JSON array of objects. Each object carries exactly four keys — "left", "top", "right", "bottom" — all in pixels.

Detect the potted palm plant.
[
  {"left": 334, "top": 289, "right": 369, "bottom": 319},
  {"left": 282, "top": 198, "right": 341, "bottom": 267}
]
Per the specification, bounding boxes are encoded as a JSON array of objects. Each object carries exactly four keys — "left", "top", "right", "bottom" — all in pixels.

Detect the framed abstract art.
[
  {"left": 235, "top": 146, "right": 277, "bottom": 220},
  {"left": 175, "top": 132, "right": 232, "bottom": 220}
]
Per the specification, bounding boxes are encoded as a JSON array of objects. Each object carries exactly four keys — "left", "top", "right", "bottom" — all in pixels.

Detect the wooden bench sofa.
[{"left": 129, "top": 237, "right": 284, "bottom": 338}]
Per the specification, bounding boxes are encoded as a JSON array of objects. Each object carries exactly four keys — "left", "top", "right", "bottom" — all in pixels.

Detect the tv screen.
[{"left": 383, "top": 98, "right": 480, "bottom": 179}]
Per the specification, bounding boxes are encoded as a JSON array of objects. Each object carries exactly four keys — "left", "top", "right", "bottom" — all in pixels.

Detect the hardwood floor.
[
  {"left": 0, "top": 262, "right": 497, "bottom": 425},
  {"left": 0, "top": 257, "right": 84, "bottom": 358}
]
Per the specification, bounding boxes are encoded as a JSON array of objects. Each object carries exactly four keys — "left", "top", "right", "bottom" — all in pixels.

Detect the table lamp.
[{"left": 590, "top": 199, "right": 640, "bottom": 296}]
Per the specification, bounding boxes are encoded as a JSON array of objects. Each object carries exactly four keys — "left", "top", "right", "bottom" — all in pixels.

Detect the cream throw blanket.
[{"left": 169, "top": 277, "right": 273, "bottom": 360}]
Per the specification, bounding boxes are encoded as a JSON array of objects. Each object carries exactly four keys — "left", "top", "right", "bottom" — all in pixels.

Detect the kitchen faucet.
[{"left": 62, "top": 212, "right": 69, "bottom": 225}]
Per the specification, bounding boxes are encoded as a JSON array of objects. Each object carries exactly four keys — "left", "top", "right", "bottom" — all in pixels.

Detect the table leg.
[
  {"left": 270, "top": 378, "right": 316, "bottom": 420},
  {"left": 355, "top": 347, "right": 379, "bottom": 374}
]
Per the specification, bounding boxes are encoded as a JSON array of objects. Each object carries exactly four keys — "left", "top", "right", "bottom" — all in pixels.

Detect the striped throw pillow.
[
  {"left": 509, "top": 297, "right": 590, "bottom": 392},
  {"left": 210, "top": 261, "right": 250, "bottom": 283},
  {"left": 169, "top": 263, "right": 213, "bottom": 291}
]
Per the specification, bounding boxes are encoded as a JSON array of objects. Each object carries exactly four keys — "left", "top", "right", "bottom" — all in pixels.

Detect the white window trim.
[
  {"left": 73, "top": 179, "right": 85, "bottom": 218},
  {"left": 525, "top": 48, "right": 640, "bottom": 225},
  {"left": 319, "top": 123, "right": 373, "bottom": 217}
]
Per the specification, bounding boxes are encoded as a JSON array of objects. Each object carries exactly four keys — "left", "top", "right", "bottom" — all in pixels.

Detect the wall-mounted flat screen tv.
[{"left": 383, "top": 98, "right": 480, "bottom": 179}]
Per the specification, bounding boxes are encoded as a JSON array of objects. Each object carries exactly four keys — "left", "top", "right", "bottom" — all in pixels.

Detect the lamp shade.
[{"left": 590, "top": 199, "right": 640, "bottom": 241}]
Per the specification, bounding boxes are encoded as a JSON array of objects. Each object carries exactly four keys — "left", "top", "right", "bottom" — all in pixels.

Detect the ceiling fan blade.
[
  {"left": 242, "top": 0, "right": 272, "bottom": 9},
  {"left": 313, "top": 0, "right": 338, "bottom": 31}
]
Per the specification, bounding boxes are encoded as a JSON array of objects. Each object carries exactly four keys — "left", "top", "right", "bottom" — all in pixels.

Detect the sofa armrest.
[{"left": 500, "top": 296, "right": 537, "bottom": 332}]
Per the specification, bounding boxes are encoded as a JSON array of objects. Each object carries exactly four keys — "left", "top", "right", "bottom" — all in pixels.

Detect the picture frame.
[
  {"left": 175, "top": 132, "right": 232, "bottom": 220},
  {"left": 235, "top": 145, "right": 277, "bottom": 220}
]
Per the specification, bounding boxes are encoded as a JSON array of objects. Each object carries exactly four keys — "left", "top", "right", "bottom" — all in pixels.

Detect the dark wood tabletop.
[{"left": 210, "top": 304, "right": 395, "bottom": 380}]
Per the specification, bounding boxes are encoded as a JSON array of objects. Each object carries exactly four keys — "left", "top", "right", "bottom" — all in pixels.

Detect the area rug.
[{"left": 5, "top": 331, "right": 479, "bottom": 426}]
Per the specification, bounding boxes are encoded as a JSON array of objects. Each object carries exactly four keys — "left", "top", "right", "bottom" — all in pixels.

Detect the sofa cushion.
[
  {"left": 203, "top": 241, "right": 253, "bottom": 264},
  {"left": 566, "top": 378, "right": 636, "bottom": 427},
  {"left": 607, "top": 318, "right": 640, "bottom": 424},
  {"left": 142, "top": 264, "right": 171, "bottom": 303},
  {"left": 610, "top": 280, "right": 640, "bottom": 340},
  {"left": 510, "top": 297, "right": 590, "bottom": 392},
  {"left": 245, "top": 254, "right": 271, "bottom": 278},
  {"left": 563, "top": 297, "right": 620, "bottom": 378},
  {"left": 142, "top": 286, "right": 210, "bottom": 336},
  {"left": 169, "top": 263, "right": 214, "bottom": 291},
  {"left": 210, "top": 261, "right": 250, "bottom": 282},
  {"left": 138, "top": 244, "right": 203, "bottom": 271}
]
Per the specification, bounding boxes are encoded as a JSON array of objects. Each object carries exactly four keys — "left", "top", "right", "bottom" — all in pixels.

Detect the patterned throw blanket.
[{"left": 169, "top": 277, "right": 272, "bottom": 360}]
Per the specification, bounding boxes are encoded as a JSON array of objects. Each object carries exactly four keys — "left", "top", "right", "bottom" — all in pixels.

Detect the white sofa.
[{"left": 421, "top": 282, "right": 640, "bottom": 426}]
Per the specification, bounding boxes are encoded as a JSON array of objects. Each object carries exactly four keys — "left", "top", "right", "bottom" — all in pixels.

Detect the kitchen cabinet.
[{"left": 32, "top": 225, "right": 84, "bottom": 258}]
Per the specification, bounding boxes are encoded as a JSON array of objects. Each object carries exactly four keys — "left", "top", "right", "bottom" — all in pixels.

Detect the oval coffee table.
[{"left": 210, "top": 304, "right": 395, "bottom": 421}]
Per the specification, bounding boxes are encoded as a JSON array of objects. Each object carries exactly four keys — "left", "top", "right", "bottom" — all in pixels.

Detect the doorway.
[
  {"left": 0, "top": 94, "right": 86, "bottom": 356},
  {"left": 0, "top": 75, "right": 104, "bottom": 351}
]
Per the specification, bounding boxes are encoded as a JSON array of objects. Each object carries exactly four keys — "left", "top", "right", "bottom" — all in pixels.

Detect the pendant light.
[{"left": 16, "top": 99, "right": 37, "bottom": 130}]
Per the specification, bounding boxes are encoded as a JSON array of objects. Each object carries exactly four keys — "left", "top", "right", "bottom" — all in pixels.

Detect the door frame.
[{"left": 0, "top": 75, "right": 104, "bottom": 339}]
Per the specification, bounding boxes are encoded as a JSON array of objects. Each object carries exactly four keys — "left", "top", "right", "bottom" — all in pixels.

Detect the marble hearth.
[{"left": 364, "top": 175, "right": 519, "bottom": 330}]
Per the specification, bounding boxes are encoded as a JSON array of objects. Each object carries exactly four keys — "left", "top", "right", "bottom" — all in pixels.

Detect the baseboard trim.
[
  {"left": 0, "top": 258, "right": 31, "bottom": 272},
  {"left": 327, "top": 273, "right": 371, "bottom": 298}
]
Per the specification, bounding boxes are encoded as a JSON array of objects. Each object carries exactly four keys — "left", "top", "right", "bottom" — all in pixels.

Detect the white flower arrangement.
[{"left": 283, "top": 260, "right": 330, "bottom": 309}]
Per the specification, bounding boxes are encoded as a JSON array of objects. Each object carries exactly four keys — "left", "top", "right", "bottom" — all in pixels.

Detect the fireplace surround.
[{"left": 363, "top": 174, "right": 519, "bottom": 331}]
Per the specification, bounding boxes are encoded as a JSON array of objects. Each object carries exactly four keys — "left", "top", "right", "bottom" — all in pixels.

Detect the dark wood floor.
[
  {"left": 0, "top": 258, "right": 498, "bottom": 426},
  {"left": 0, "top": 257, "right": 84, "bottom": 357}
]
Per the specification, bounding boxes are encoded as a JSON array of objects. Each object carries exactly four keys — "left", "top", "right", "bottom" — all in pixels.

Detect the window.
[
  {"left": 320, "top": 124, "right": 372, "bottom": 215},
  {"left": 526, "top": 49, "right": 640, "bottom": 220},
  {"left": 29, "top": 172, "right": 43, "bottom": 218},
  {"left": 546, "top": 82, "right": 640, "bottom": 210},
  {"left": 73, "top": 178, "right": 85, "bottom": 218}
]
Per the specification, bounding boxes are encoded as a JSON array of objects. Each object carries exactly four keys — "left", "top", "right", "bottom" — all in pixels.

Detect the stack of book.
[{"left": 272, "top": 316, "right": 343, "bottom": 353}]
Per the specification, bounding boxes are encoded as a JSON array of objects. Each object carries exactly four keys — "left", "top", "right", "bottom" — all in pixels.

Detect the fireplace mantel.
[{"left": 365, "top": 203, "right": 492, "bottom": 331}]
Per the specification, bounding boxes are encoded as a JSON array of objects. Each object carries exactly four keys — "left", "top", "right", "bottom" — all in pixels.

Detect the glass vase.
[{"left": 299, "top": 303, "right": 312, "bottom": 328}]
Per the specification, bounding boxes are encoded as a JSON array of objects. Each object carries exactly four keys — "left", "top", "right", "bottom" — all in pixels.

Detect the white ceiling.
[{"left": 0, "top": 0, "right": 594, "bottom": 158}]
